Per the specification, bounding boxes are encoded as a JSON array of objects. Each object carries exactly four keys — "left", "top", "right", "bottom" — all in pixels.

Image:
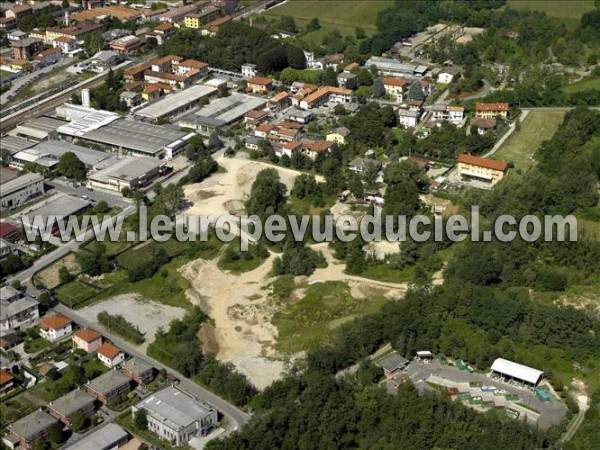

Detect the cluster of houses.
[{"left": 0, "top": 296, "right": 218, "bottom": 449}]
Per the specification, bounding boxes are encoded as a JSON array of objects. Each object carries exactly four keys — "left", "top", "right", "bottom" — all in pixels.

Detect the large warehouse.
[
  {"left": 178, "top": 93, "right": 266, "bottom": 135},
  {"left": 490, "top": 358, "right": 544, "bottom": 387},
  {"left": 10, "top": 141, "right": 117, "bottom": 171},
  {"left": 87, "top": 156, "right": 166, "bottom": 192},
  {"left": 133, "top": 84, "right": 218, "bottom": 123}
]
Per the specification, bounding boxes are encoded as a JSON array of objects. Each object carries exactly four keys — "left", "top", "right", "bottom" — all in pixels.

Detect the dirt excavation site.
[{"left": 179, "top": 157, "right": 409, "bottom": 390}]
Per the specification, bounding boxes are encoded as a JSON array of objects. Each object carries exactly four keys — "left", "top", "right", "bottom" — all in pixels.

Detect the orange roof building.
[
  {"left": 74, "top": 328, "right": 102, "bottom": 343},
  {"left": 382, "top": 77, "right": 409, "bottom": 87},
  {"left": 457, "top": 154, "right": 508, "bottom": 185},
  {"left": 40, "top": 314, "right": 72, "bottom": 332},
  {"left": 97, "top": 343, "right": 125, "bottom": 367},
  {"left": 475, "top": 102, "right": 509, "bottom": 119}
]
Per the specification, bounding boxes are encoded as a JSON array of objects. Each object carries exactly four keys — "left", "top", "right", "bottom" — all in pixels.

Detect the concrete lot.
[{"left": 395, "top": 359, "right": 567, "bottom": 430}]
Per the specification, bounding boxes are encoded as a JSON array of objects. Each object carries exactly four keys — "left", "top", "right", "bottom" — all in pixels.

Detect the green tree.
[
  {"left": 83, "top": 31, "right": 104, "bottom": 56},
  {"left": 306, "top": 18, "right": 321, "bottom": 32},
  {"left": 77, "top": 243, "right": 110, "bottom": 276},
  {"left": 56, "top": 152, "right": 86, "bottom": 180},
  {"left": 245, "top": 168, "right": 287, "bottom": 221},
  {"left": 279, "top": 16, "right": 297, "bottom": 33},
  {"left": 95, "top": 200, "right": 109, "bottom": 214},
  {"left": 134, "top": 408, "right": 148, "bottom": 430},
  {"left": 70, "top": 411, "right": 86, "bottom": 432},
  {"left": 58, "top": 266, "right": 72, "bottom": 284}
]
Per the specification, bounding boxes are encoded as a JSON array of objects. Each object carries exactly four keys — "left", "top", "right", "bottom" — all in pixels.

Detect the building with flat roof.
[
  {"left": 365, "top": 56, "right": 419, "bottom": 77},
  {"left": 21, "top": 195, "right": 91, "bottom": 237},
  {"left": 0, "top": 173, "right": 45, "bottom": 211},
  {"left": 5, "top": 410, "right": 58, "bottom": 449},
  {"left": 66, "top": 423, "right": 129, "bottom": 450},
  {"left": 48, "top": 388, "right": 96, "bottom": 425},
  {"left": 0, "top": 136, "right": 35, "bottom": 156},
  {"left": 88, "top": 156, "right": 166, "bottom": 192},
  {"left": 134, "top": 84, "right": 218, "bottom": 123},
  {"left": 178, "top": 93, "right": 266, "bottom": 135},
  {"left": 376, "top": 352, "right": 409, "bottom": 378},
  {"left": 8, "top": 116, "right": 68, "bottom": 142},
  {"left": 132, "top": 386, "right": 218, "bottom": 446}
]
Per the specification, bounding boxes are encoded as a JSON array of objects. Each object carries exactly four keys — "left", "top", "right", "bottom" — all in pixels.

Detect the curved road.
[{"left": 54, "top": 303, "right": 251, "bottom": 433}]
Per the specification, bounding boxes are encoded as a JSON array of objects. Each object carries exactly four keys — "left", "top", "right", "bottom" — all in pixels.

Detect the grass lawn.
[
  {"left": 0, "top": 69, "right": 13, "bottom": 79},
  {"left": 492, "top": 111, "right": 565, "bottom": 171},
  {"left": 23, "top": 336, "right": 50, "bottom": 354},
  {"left": 564, "top": 75, "right": 600, "bottom": 94},
  {"left": 360, "top": 263, "right": 415, "bottom": 284},
  {"left": 507, "top": 0, "right": 595, "bottom": 27},
  {"left": 0, "top": 395, "right": 37, "bottom": 427},
  {"left": 55, "top": 280, "right": 100, "bottom": 309},
  {"left": 273, "top": 281, "right": 388, "bottom": 353},
  {"left": 84, "top": 236, "right": 133, "bottom": 258}
]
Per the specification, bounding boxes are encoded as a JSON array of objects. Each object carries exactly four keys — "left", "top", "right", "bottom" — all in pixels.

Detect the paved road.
[
  {"left": 561, "top": 408, "right": 587, "bottom": 443},
  {"left": 47, "top": 180, "right": 131, "bottom": 209},
  {"left": 54, "top": 304, "right": 251, "bottom": 433}
]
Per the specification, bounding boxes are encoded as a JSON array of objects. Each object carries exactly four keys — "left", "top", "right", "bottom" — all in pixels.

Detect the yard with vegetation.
[
  {"left": 507, "top": 0, "right": 595, "bottom": 26},
  {"left": 272, "top": 281, "right": 388, "bottom": 353},
  {"left": 564, "top": 75, "right": 600, "bottom": 93},
  {"left": 492, "top": 111, "right": 565, "bottom": 171},
  {"left": 0, "top": 395, "right": 37, "bottom": 428}
]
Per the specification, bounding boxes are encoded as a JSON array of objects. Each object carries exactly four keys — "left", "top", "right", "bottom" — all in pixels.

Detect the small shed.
[{"left": 377, "top": 352, "right": 409, "bottom": 378}]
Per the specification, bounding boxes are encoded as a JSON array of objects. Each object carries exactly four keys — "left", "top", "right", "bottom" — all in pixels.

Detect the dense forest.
[{"left": 208, "top": 107, "right": 600, "bottom": 449}]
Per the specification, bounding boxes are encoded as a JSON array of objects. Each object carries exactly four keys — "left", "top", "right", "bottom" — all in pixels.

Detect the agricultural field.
[
  {"left": 507, "top": 0, "right": 595, "bottom": 26},
  {"left": 264, "top": 0, "right": 393, "bottom": 38},
  {"left": 492, "top": 111, "right": 565, "bottom": 171}
]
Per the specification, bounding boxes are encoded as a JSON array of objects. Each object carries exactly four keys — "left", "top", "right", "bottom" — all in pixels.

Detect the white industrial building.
[
  {"left": 132, "top": 386, "right": 218, "bottom": 446},
  {"left": 490, "top": 358, "right": 544, "bottom": 387},
  {"left": 87, "top": 156, "right": 166, "bottom": 193},
  {"left": 134, "top": 84, "right": 218, "bottom": 123},
  {"left": 0, "top": 173, "right": 45, "bottom": 211}
]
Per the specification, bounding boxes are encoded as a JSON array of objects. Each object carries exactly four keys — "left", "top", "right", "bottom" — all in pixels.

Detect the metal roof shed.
[{"left": 490, "top": 358, "right": 543, "bottom": 386}]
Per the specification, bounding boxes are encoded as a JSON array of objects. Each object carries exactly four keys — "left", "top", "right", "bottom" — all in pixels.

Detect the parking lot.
[{"left": 391, "top": 358, "right": 567, "bottom": 430}]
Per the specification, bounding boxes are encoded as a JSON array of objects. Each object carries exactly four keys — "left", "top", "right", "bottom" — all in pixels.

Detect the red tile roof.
[
  {"left": 98, "top": 343, "right": 123, "bottom": 360},
  {"left": 0, "top": 369, "right": 14, "bottom": 385},
  {"left": 270, "top": 91, "right": 289, "bottom": 102},
  {"left": 383, "top": 77, "right": 409, "bottom": 87},
  {"left": 74, "top": 328, "right": 102, "bottom": 343},
  {"left": 0, "top": 222, "right": 18, "bottom": 238},
  {"left": 40, "top": 314, "right": 72, "bottom": 331},
  {"left": 475, "top": 102, "right": 509, "bottom": 112},
  {"left": 248, "top": 76, "right": 273, "bottom": 86},
  {"left": 457, "top": 154, "right": 508, "bottom": 172}
]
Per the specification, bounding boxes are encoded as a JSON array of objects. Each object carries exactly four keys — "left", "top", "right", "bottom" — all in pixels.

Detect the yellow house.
[
  {"left": 457, "top": 154, "right": 508, "bottom": 186},
  {"left": 184, "top": 14, "right": 201, "bottom": 29},
  {"left": 326, "top": 127, "right": 350, "bottom": 145},
  {"left": 475, "top": 102, "right": 509, "bottom": 119}
]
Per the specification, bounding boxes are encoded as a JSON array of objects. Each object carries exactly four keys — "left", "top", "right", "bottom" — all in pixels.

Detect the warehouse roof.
[
  {"left": 88, "top": 156, "right": 164, "bottom": 184},
  {"left": 181, "top": 93, "right": 266, "bottom": 128},
  {"left": 28, "top": 141, "right": 117, "bottom": 169},
  {"left": 0, "top": 135, "right": 35, "bottom": 155},
  {"left": 134, "top": 84, "right": 217, "bottom": 121},
  {"left": 81, "top": 119, "right": 189, "bottom": 155},
  {"left": 87, "top": 370, "right": 130, "bottom": 395},
  {"left": 1, "top": 173, "right": 44, "bottom": 197},
  {"left": 22, "top": 195, "right": 90, "bottom": 229},
  {"left": 491, "top": 358, "right": 543, "bottom": 385}
]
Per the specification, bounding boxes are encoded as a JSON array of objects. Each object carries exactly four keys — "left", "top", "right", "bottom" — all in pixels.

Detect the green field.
[
  {"left": 492, "top": 111, "right": 565, "bottom": 171},
  {"left": 264, "top": 0, "right": 393, "bottom": 39},
  {"left": 0, "top": 70, "right": 13, "bottom": 79},
  {"left": 273, "top": 281, "right": 388, "bottom": 353},
  {"left": 507, "top": 0, "right": 595, "bottom": 26},
  {"left": 564, "top": 75, "right": 600, "bottom": 93}
]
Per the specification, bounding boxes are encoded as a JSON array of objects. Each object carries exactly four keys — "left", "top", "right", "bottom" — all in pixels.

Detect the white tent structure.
[{"left": 490, "top": 358, "right": 543, "bottom": 386}]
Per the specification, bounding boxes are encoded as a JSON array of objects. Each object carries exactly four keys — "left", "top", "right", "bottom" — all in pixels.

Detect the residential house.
[
  {"left": 0, "top": 239, "right": 15, "bottom": 260},
  {"left": 131, "top": 386, "right": 218, "bottom": 447},
  {"left": 184, "top": 6, "right": 220, "bottom": 29},
  {"left": 11, "top": 37, "right": 43, "bottom": 60},
  {"left": 475, "top": 102, "right": 509, "bottom": 119},
  {"left": 448, "top": 105, "right": 464, "bottom": 123},
  {"left": 45, "top": 23, "right": 104, "bottom": 44},
  {"left": 276, "top": 141, "right": 301, "bottom": 158},
  {"left": 33, "top": 47, "right": 61, "bottom": 67},
  {"left": 72, "top": 327, "right": 103, "bottom": 353},
  {"left": 5, "top": 410, "right": 58, "bottom": 450},
  {"left": 244, "top": 110, "right": 269, "bottom": 127},
  {"left": 326, "top": 127, "right": 350, "bottom": 145},
  {"left": 7, "top": 30, "right": 28, "bottom": 42},
  {"left": 119, "top": 91, "right": 141, "bottom": 108},
  {"left": 9, "top": 59, "right": 32, "bottom": 72},
  {"left": 287, "top": 108, "right": 313, "bottom": 124},
  {"left": 349, "top": 157, "right": 381, "bottom": 174},
  {"left": 0, "top": 333, "right": 23, "bottom": 351},
  {"left": 337, "top": 72, "right": 357, "bottom": 90},
  {"left": 398, "top": 109, "right": 420, "bottom": 128},
  {"left": 377, "top": 353, "right": 409, "bottom": 379},
  {"left": 244, "top": 135, "right": 260, "bottom": 151},
  {"left": 457, "top": 153, "right": 508, "bottom": 186},
  {"left": 0, "top": 369, "right": 15, "bottom": 394},
  {"left": 299, "top": 86, "right": 353, "bottom": 110},
  {"left": 90, "top": 50, "right": 121, "bottom": 70},
  {"left": 145, "top": 23, "right": 174, "bottom": 45},
  {"left": 254, "top": 124, "right": 274, "bottom": 139},
  {"left": 97, "top": 343, "right": 125, "bottom": 368},
  {"left": 470, "top": 117, "right": 497, "bottom": 135},
  {"left": 431, "top": 104, "right": 448, "bottom": 121},
  {"left": 269, "top": 91, "right": 290, "bottom": 112},
  {"left": 48, "top": 388, "right": 96, "bottom": 425},
  {"left": 52, "top": 36, "right": 78, "bottom": 54},
  {"left": 0, "top": 17, "right": 17, "bottom": 31},
  {"left": 382, "top": 77, "right": 409, "bottom": 102},
  {"left": 0, "top": 286, "right": 40, "bottom": 334},
  {"left": 176, "top": 59, "right": 209, "bottom": 78},
  {"left": 86, "top": 370, "right": 132, "bottom": 405},
  {"left": 144, "top": 71, "right": 190, "bottom": 90},
  {"left": 301, "top": 140, "right": 333, "bottom": 160},
  {"left": 241, "top": 63, "right": 257, "bottom": 79},
  {"left": 5, "top": 4, "right": 33, "bottom": 20},
  {"left": 39, "top": 314, "right": 73, "bottom": 342},
  {"left": 437, "top": 66, "right": 461, "bottom": 84},
  {"left": 247, "top": 77, "right": 273, "bottom": 94},
  {"left": 123, "top": 357, "right": 154, "bottom": 385},
  {"left": 158, "top": 5, "right": 198, "bottom": 24}
]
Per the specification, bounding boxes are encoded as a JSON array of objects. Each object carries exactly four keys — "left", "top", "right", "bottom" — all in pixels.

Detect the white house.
[
  {"left": 52, "top": 36, "right": 78, "bottom": 54},
  {"left": 39, "top": 314, "right": 73, "bottom": 342},
  {"left": 0, "top": 286, "right": 40, "bottom": 334},
  {"left": 97, "top": 343, "right": 125, "bottom": 368},
  {"left": 437, "top": 67, "right": 461, "bottom": 84},
  {"left": 448, "top": 106, "right": 464, "bottom": 123},
  {"left": 398, "top": 109, "right": 420, "bottom": 128},
  {"left": 241, "top": 63, "right": 257, "bottom": 79}
]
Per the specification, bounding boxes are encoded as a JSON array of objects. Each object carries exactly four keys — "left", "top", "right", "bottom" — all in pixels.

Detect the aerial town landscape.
[{"left": 0, "top": 0, "right": 599, "bottom": 449}]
